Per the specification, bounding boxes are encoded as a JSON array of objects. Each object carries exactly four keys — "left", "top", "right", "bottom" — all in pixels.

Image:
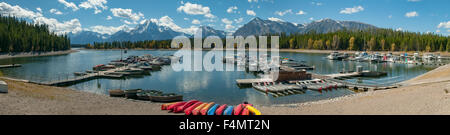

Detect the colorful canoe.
[
  {"left": 207, "top": 104, "right": 219, "bottom": 115},
  {"left": 200, "top": 102, "right": 215, "bottom": 115},
  {"left": 241, "top": 107, "right": 250, "bottom": 115},
  {"left": 233, "top": 104, "right": 245, "bottom": 115},
  {"left": 215, "top": 104, "right": 227, "bottom": 115},
  {"left": 223, "top": 106, "right": 234, "bottom": 115},
  {"left": 167, "top": 102, "right": 186, "bottom": 111},
  {"left": 246, "top": 105, "right": 261, "bottom": 115},
  {"left": 161, "top": 102, "right": 177, "bottom": 110},
  {"left": 192, "top": 102, "right": 210, "bottom": 115},
  {"left": 184, "top": 102, "right": 203, "bottom": 115},
  {"left": 174, "top": 100, "right": 199, "bottom": 113}
]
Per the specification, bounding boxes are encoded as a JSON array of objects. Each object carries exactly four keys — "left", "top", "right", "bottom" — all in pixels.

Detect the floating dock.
[
  {"left": 236, "top": 78, "right": 274, "bottom": 86},
  {"left": 0, "top": 64, "right": 21, "bottom": 68}
]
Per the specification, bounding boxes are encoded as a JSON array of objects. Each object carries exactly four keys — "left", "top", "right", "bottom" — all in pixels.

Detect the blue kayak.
[
  {"left": 223, "top": 106, "right": 234, "bottom": 115},
  {"left": 207, "top": 104, "right": 219, "bottom": 115}
]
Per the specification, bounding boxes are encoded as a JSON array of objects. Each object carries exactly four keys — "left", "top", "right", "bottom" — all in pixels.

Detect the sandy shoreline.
[{"left": 0, "top": 50, "right": 78, "bottom": 60}]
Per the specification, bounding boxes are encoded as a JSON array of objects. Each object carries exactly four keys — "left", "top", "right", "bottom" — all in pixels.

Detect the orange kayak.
[
  {"left": 200, "top": 102, "right": 215, "bottom": 115},
  {"left": 191, "top": 103, "right": 208, "bottom": 115},
  {"left": 184, "top": 102, "right": 203, "bottom": 115}
]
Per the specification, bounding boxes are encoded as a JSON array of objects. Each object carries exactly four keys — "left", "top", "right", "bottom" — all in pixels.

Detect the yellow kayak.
[{"left": 246, "top": 105, "right": 261, "bottom": 115}]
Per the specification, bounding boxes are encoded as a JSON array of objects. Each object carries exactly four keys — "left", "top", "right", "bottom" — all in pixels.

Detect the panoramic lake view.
[{"left": 0, "top": 49, "right": 439, "bottom": 105}]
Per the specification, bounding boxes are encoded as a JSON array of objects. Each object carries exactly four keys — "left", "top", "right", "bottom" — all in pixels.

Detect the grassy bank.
[{"left": 0, "top": 50, "right": 78, "bottom": 60}]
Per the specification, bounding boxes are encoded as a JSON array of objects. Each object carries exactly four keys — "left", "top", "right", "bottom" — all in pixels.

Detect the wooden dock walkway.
[
  {"left": 0, "top": 64, "right": 21, "bottom": 68},
  {"left": 236, "top": 78, "right": 274, "bottom": 86}
]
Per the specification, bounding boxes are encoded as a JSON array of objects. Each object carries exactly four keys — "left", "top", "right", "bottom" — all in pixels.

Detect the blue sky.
[{"left": 0, "top": 0, "right": 449, "bottom": 35}]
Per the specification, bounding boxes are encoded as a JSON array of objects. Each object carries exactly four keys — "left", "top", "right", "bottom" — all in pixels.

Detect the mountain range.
[{"left": 69, "top": 17, "right": 377, "bottom": 44}]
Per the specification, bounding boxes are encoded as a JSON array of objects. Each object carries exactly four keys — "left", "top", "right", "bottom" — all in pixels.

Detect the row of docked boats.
[
  {"left": 329, "top": 51, "right": 445, "bottom": 64},
  {"left": 161, "top": 100, "right": 261, "bottom": 115},
  {"left": 109, "top": 89, "right": 183, "bottom": 102},
  {"left": 251, "top": 79, "right": 345, "bottom": 97}
]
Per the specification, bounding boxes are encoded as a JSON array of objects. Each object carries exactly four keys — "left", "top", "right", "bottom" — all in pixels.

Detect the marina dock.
[
  {"left": 236, "top": 78, "right": 274, "bottom": 86},
  {"left": 0, "top": 64, "right": 21, "bottom": 68}
]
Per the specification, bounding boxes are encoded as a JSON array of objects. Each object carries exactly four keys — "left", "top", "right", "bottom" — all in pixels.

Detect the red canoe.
[
  {"left": 167, "top": 102, "right": 186, "bottom": 111},
  {"left": 184, "top": 102, "right": 203, "bottom": 115},
  {"left": 233, "top": 104, "right": 244, "bottom": 115},
  {"left": 161, "top": 102, "right": 177, "bottom": 110},
  {"left": 241, "top": 107, "right": 250, "bottom": 115},
  {"left": 215, "top": 104, "right": 227, "bottom": 115},
  {"left": 174, "top": 100, "right": 199, "bottom": 113}
]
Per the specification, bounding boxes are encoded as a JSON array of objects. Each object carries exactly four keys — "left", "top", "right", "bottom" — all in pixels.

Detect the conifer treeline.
[
  {"left": 0, "top": 15, "right": 71, "bottom": 53},
  {"left": 88, "top": 28, "right": 450, "bottom": 52}
]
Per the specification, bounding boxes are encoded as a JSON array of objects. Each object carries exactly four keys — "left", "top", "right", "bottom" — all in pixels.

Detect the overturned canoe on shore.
[
  {"left": 109, "top": 89, "right": 125, "bottom": 97},
  {"left": 149, "top": 93, "right": 183, "bottom": 103}
]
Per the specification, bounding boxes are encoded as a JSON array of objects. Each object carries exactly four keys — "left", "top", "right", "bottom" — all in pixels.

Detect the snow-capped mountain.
[
  {"left": 108, "top": 20, "right": 185, "bottom": 42},
  {"left": 233, "top": 17, "right": 303, "bottom": 37},
  {"left": 69, "top": 18, "right": 378, "bottom": 44}
]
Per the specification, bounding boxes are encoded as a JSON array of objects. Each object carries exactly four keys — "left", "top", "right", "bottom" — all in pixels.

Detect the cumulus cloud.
[
  {"left": 34, "top": 17, "right": 82, "bottom": 34},
  {"left": 437, "top": 21, "right": 450, "bottom": 29},
  {"left": 50, "top": 9, "right": 63, "bottom": 15},
  {"left": 106, "top": 15, "right": 112, "bottom": 20},
  {"left": 246, "top": 10, "right": 256, "bottom": 16},
  {"left": 405, "top": 11, "right": 418, "bottom": 18},
  {"left": 192, "top": 19, "right": 201, "bottom": 24},
  {"left": 222, "top": 18, "right": 235, "bottom": 30},
  {"left": 268, "top": 17, "right": 283, "bottom": 22},
  {"left": 296, "top": 10, "right": 306, "bottom": 15},
  {"left": 177, "top": 2, "right": 215, "bottom": 18},
  {"left": 340, "top": 6, "right": 364, "bottom": 14},
  {"left": 110, "top": 8, "right": 144, "bottom": 22},
  {"left": 79, "top": 0, "right": 108, "bottom": 14},
  {"left": 311, "top": 2, "right": 322, "bottom": 6},
  {"left": 58, "top": 0, "right": 79, "bottom": 11},
  {"left": 275, "top": 9, "right": 292, "bottom": 16},
  {"left": 36, "top": 7, "right": 42, "bottom": 13},
  {"left": 227, "top": 6, "right": 238, "bottom": 13},
  {"left": 0, "top": 2, "right": 81, "bottom": 35},
  {"left": 248, "top": 0, "right": 258, "bottom": 3},
  {"left": 85, "top": 25, "right": 129, "bottom": 35},
  {"left": 0, "top": 2, "right": 43, "bottom": 19},
  {"left": 234, "top": 18, "right": 244, "bottom": 23}
]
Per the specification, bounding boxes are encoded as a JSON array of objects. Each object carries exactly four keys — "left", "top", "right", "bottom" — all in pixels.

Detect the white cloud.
[
  {"left": 436, "top": 29, "right": 441, "bottom": 33},
  {"left": 79, "top": 0, "right": 108, "bottom": 14},
  {"left": 311, "top": 2, "right": 322, "bottom": 6},
  {"left": 34, "top": 17, "right": 82, "bottom": 34},
  {"left": 234, "top": 18, "right": 244, "bottom": 23},
  {"left": 0, "top": 2, "right": 81, "bottom": 34},
  {"left": 405, "top": 11, "right": 418, "bottom": 18},
  {"left": 50, "top": 9, "right": 63, "bottom": 15},
  {"left": 268, "top": 17, "right": 283, "bottom": 22},
  {"left": 388, "top": 15, "right": 392, "bottom": 19},
  {"left": 437, "top": 21, "right": 450, "bottom": 29},
  {"left": 184, "top": 18, "right": 189, "bottom": 21},
  {"left": 192, "top": 19, "right": 201, "bottom": 24},
  {"left": 296, "top": 10, "right": 306, "bottom": 15},
  {"left": 110, "top": 8, "right": 144, "bottom": 22},
  {"left": 227, "top": 6, "right": 238, "bottom": 13},
  {"left": 85, "top": 25, "right": 129, "bottom": 35},
  {"left": 248, "top": 0, "right": 258, "bottom": 3},
  {"left": 177, "top": 2, "right": 215, "bottom": 18},
  {"left": 396, "top": 27, "right": 403, "bottom": 31},
  {"left": 309, "top": 17, "right": 314, "bottom": 21},
  {"left": 340, "top": 6, "right": 364, "bottom": 14},
  {"left": 407, "top": 0, "right": 421, "bottom": 2},
  {"left": 106, "top": 15, "right": 112, "bottom": 20},
  {"left": 58, "top": 0, "right": 79, "bottom": 11},
  {"left": 0, "top": 2, "right": 43, "bottom": 19},
  {"left": 36, "top": 7, "right": 42, "bottom": 13},
  {"left": 222, "top": 18, "right": 234, "bottom": 30},
  {"left": 246, "top": 10, "right": 256, "bottom": 16},
  {"left": 275, "top": 9, "right": 292, "bottom": 16}
]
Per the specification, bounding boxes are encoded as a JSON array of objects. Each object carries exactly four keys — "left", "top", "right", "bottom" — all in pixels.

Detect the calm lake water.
[{"left": 0, "top": 49, "right": 439, "bottom": 105}]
